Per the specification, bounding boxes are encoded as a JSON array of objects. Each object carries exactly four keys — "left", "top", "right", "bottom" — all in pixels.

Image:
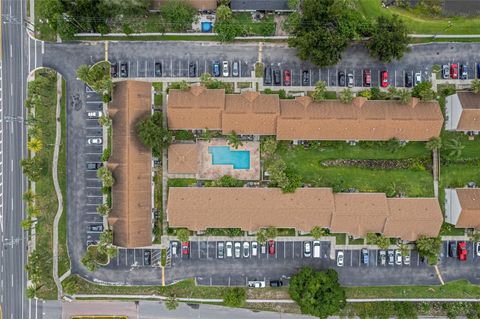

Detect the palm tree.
[
  {"left": 425, "top": 137, "right": 442, "bottom": 151},
  {"left": 471, "top": 79, "right": 480, "bottom": 94},
  {"left": 397, "top": 89, "right": 412, "bottom": 104},
  {"left": 446, "top": 138, "right": 465, "bottom": 160},
  {"left": 27, "top": 138, "right": 43, "bottom": 153},
  {"left": 397, "top": 242, "right": 409, "bottom": 256},
  {"left": 27, "top": 206, "right": 41, "bottom": 218},
  {"left": 23, "top": 190, "right": 35, "bottom": 204},
  {"left": 339, "top": 88, "right": 354, "bottom": 104},
  {"left": 201, "top": 128, "right": 212, "bottom": 142},
  {"left": 96, "top": 203, "right": 111, "bottom": 216},
  {"left": 98, "top": 115, "right": 112, "bottom": 128},
  {"left": 227, "top": 131, "right": 243, "bottom": 149},
  {"left": 76, "top": 64, "right": 92, "bottom": 83}
]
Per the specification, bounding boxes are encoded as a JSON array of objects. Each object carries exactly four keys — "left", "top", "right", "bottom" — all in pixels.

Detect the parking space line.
[
  {"left": 292, "top": 241, "right": 295, "bottom": 259},
  {"left": 170, "top": 59, "right": 173, "bottom": 77},
  {"left": 125, "top": 249, "right": 128, "bottom": 266},
  {"left": 206, "top": 240, "right": 209, "bottom": 259},
  {"left": 133, "top": 248, "right": 136, "bottom": 265},
  {"left": 198, "top": 240, "right": 200, "bottom": 259},
  {"left": 117, "top": 250, "right": 120, "bottom": 266},
  {"left": 145, "top": 60, "right": 147, "bottom": 77}
]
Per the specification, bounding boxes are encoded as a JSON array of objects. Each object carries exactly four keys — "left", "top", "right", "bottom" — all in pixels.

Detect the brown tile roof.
[
  {"left": 167, "top": 86, "right": 225, "bottom": 130},
  {"left": 167, "top": 187, "right": 443, "bottom": 240},
  {"left": 456, "top": 188, "right": 480, "bottom": 229},
  {"left": 222, "top": 92, "right": 279, "bottom": 135},
  {"left": 384, "top": 198, "right": 443, "bottom": 241},
  {"left": 456, "top": 93, "right": 480, "bottom": 131},
  {"left": 151, "top": 0, "right": 217, "bottom": 10},
  {"left": 107, "top": 81, "right": 152, "bottom": 248},
  {"left": 167, "top": 143, "right": 198, "bottom": 174},
  {"left": 167, "top": 187, "right": 335, "bottom": 232},
  {"left": 330, "top": 193, "right": 389, "bottom": 238},
  {"left": 167, "top": 87, "right": 443, "bottom": 141},
  {"left": 277, "top": 97, "right": 444, "bottom": 141}
]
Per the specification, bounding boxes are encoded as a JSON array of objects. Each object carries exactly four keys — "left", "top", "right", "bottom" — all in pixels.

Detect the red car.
[
  {"left": 268, "top": 240, "right": 275, "bottom": 255},
  {"left": 381, "top": 71, "right": 388, "bottom": 87},
  {"left": 458, "top": 241, "right": 467, "bottom": 261},
  {"left": 283, "top": 70, "right": 291, "bottom": 86},
  {"left": 363, "top": 69, "right": 371, "bottom": 87},
  {"left": 451, "top": 63, "right": 458, "bottom": 79},
  {"left": 182, "top": 241, "right": 189, "bottom": 256}
]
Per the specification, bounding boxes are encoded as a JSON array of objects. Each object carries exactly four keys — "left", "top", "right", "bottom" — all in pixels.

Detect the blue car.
[
  {"left": 212, "top": 62, "right": 220, "bottom": 77},
  {"left": 361, "top": 248, "right": 369, "bottom": 264}
]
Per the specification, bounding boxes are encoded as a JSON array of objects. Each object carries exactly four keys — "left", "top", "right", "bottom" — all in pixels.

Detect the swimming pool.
[{"left": 208, "top": 146, "right": 250, "bottom": 169}]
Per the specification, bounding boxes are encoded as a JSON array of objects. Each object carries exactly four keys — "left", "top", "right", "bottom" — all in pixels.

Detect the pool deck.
[{"left": 197, "top": 139, "right": 260, "bottom": 181}]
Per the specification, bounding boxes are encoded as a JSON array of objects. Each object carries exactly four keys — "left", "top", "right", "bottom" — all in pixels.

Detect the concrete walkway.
[{"left": 52, "top": 74, "right": 64, "bottom": 299}]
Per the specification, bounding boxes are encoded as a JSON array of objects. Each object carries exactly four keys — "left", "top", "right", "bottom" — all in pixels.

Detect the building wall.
[
  {"left": 445, "top": 94, "right": 462, "bottom": 131},
  {"left": 445, "top": 188, "right": 462, "bottom": 225}
]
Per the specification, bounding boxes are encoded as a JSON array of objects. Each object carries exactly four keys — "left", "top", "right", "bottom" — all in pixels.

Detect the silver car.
[
  {"left": 234, "top": 242, "right": 241, "bottom": 258},
  {"left": 222, "top": 61, "right": 229, "bottom": 77},
  {"left": 336, "top": 251, "right": 344, "bottom": 267},
  {"left": 243, "top": 242, "right": 250, "bottom": 258},
  {"left": 251, "top": 241, "right": 258, "bottom": 256},
  {"left": 347, "top": 73, "right": 354, "bottom": 88},
  {"left": 217, "top": 242, "right": 224, "bottom": 259},
  {"left": 442, "top": 64, "right": 450, "bottom": 79},
  {"left": 87, "top": 138, "right": 102, "bottom": 145},
  {"left": 232, "top": 61, "right": 239, "bottom": 77}
]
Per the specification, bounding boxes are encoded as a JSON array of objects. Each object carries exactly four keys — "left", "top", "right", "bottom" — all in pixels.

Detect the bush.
[
  {"left": 208, "top": 175, "right": 243, "bottom": 187},
  {"left": 176, "top": 228, "right": 190, "bottom": 242},
  {"left": 223, "top": 288, "right": 246, "bottom": 307},
  {"left": 137, "top": 112, "right": 172, "bottom": 157},
  {"left": 161, "top": 0, "right": 197, "bottom": 32}
]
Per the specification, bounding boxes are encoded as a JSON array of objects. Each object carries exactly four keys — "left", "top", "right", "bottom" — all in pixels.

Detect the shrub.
[{"left": 223, "top": 288, "right": 246, "bottom": 307}]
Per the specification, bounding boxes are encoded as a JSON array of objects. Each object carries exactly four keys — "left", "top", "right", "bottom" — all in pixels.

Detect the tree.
[
  {"left": 260, "top": 137, "right": 278, "bottom": 162},
  {"left": 165, "top": 294, "right": 179, "bottom": 310},
  {"left": 339, "top": 88, "right": 354, "bottom": 104},
  {"left": 137, "top": 112, "right": 172, "bottom": 157},
  {"left": 287, "top": 0, "right": 299, "bottom": 10},
  {"left": 397, "top": 242, "right": 409, "bottom": 256},
  {"left": 26, "top": 284, "right": 37, "bottom": 299},
  {"left": 227, "top": 131, "right": 243, "bottom": 149},
  {"left": 367, "top": 15, "right": 410, "bottom": 62},
  {"left": 256, "top": 229, "right": 267, "bottom": 243},
  {"left": 23, "top": 190, "right": 35, "bottom": 204},
  {"left": 96, "top": 203, "right": 111, "bottom": 216},
  {"left": 289, "top": 267, "right": 346, "bottom": 318},
  {"left": 99, "top": 230, "right": 113, "bottom": 246},
  {"left": 169, "top": 81, "right": 190, "bottom": 91},
  {"left": 471, "top": 79, "right": 480, "bottom": 94},
  {"left": 216, "top": 5, "right": 232, "bottom": 21},
  {"left": 81, "top": 251, "right": 97, "bottom": 272},
  {"left": 176, "top": 228, "right": 190, "bottom": 242},
  {"left": 265, "top": 226, "right": 278, "bottom": 239},
  {"left": 311, "top": 226, "right": 328, "bottom": 239},
  {"left": 312, "top": 81, "right": 327, "bottom": 101},
  {"left": 426, "top": 137, "right": 442, "bottom": 151},
  {"left": 161, "top": 0, "right": 197, "bottom": 32},
  {"left": 445, "top": 138, "right": 465, "bottom": 160},
  {"left": 223, "top": 288, "right": 246, "bottom": 307},
  {"left": 416, "top": 235, "right": 442, "bottom": 264},
  {"left": 97, "top": 167, "right": 115, "bottom": 188},
  {"left": 21, "top": 157, "right": 43, "bottom": 182},
  {"left": 76, "top": 65, "right": 92, "bottom": 83},
  {"left": 98, "top": 115, "right": 112, "bottom": 128},
  {"left": 27, "top": 206, "right": 41, "bottom": 218},
  {"left": 215, "top": 19, "right": 242, "bottom": 42},
  {"left": 412, "top": 81, "right": 435, "bottom": 101},
  {"left": 21, "top": 218, "right": 34, "bottom": 230},
  {"left": 367, "top": 233, "right": 390, "bottom": 250},
  {"left": 28, "top": 138, "right": 43, "bottom": 153}
]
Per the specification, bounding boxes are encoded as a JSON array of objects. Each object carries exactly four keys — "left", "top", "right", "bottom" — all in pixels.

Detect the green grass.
[
  {"left": 325, "top": 91, "right": 337, "bottom": 99},
  {"left": 345, "top": 280, "right": 480, "bottom": 299},
  {"left": 35, "top": 0, "right": 57, "bottom": 41},
  {"left": 349, "top": 238, "right": 365, "bottom": 245},
  {"left": 152, "top": 82, "right": 163, "bottom": 91},
  {"left": 234, "top": 13, "right": 275, "bottom": 36},
  {"left": 74, "top": 35, "right": 220, "bottom": 42},
  {"left": 167, "top": 178, "right": 197, "bottom": 187},
  {"left": 276, "top": 228, "right": 296, "bottom": 236},
  {"left": 333, "top": 233, "right": 346, "bottom": 245},
  {"left": 357, "top": 0, "right": 480, "bottom": 35},
  {"left": 153, "top": 171, "right": 163, "bottom": 244},
  {"left": 154, "top": 93, "right": 163, "bottom": 107},
  {"left": 440, "top": 131, "right": 480, "bottom": 161}
]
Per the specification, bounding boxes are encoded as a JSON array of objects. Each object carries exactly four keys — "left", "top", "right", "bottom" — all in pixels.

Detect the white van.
[{"left": 313, "top": 241, "right": 321, "bottom": 258}]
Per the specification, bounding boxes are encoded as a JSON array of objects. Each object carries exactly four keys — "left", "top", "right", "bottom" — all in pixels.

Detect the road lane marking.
[{"left": 9, "top": 44, "right": 12, "bottom": 58}]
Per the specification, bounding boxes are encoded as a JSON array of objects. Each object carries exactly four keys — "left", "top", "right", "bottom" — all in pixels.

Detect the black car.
[
  {"left": 273, "top": 69, "right": 281, "bottom": 85},
  {"left": 110, "top": 62, "right": 118, "bottom": 78},
  {"left": 460, "top": 64, "right": 468, "bottom": 80},
  {"left": 302, "top": 70, "right": 309, "bottom": 86},
  {"left": 88, "top": 224, "right": 104, "bottom": 232},
  {"left": 270, "top": 280, "right": 283, "bottom": 287},
  {"left": 86, "top": 162, "right": 102, "bottom": 170},
  {"left": 264, "top": 66, "right": 272, "bottom": 85},
  {"left": 338, "top": 71, "right": 345, "bottom": 87},
  {"left": 86, "top": 240, "right": 98, "bottom": 246},
  {"left": 449, "top": 241, "right": 458, "bottom": 257},
  {"left": 155, "top": 62, "right": 162, "bottom": 77},
  {"left": 120, "top": 62, "right": 128, "bottom": 77},
  {"left": 405, "top": 72, "right": 413, "bottom": 87},
  {"left": 189, "top": 63, "right": 197, "bottom": 77},
  {"left": 144, "top": 250, "right": 152, "bottom": 266}
]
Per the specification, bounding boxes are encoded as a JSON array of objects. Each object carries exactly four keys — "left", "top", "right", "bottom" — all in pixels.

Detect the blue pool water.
[{"left": 208, "top": 146, "right": 250, "bottom": 169}]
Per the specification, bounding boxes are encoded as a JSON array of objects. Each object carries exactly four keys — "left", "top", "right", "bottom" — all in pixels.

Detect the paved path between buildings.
[{"left": 52, "top": 73, "right": 64, "bottom": 298}]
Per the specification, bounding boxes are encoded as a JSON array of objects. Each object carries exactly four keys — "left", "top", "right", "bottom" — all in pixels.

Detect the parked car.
[
  {"left": 451, "top": 63, "right": 459, "bottom": 79},
  {"left": 476, "top": 242, "right": 480, "bottom": 257},
  {"left": 269, "top": 280, "right": 283, "bottom": 287},
  {"left": 458, "top": 241, "right": 467, "bottom": 261},
  {"left": 226, "top": 241, "right": 233, "bottom": 258},
  {"left": 273, "top": 68, "right": 281, "bottom": 85},
  {"left": 347, "top": 73, "right": 354, "bottom": 88},
  {"left": 212, "top": 62, "right": 221, "bottom": 77},
  {"left": 337, "top": 251, "right": 344, "bottom": 267},
  {"left": 442, "top": 64, "right": 450, "bottom": 79},
  {"left": 302, "top": 70, "right": 309, "bottom": 86},
  {"left": 313, "top": 241, "right": 320, "bottom": 258},
  {"left": 188, "top": 62, "right": 196, "bottom": 77},
  {"left": 182, "top": 242, "right": 189, "bottom": 256},
  {"left": 248, "top": 280, "right": 265, "bottom": 288},
  {"left": 86, "top": 239, "right": 98, "bottom": 246},
  {"left": 217, "top": 242, "right": 224, "bottom": 259},
  {"left": 477, "top": 63, "right": 480, "bottom": 79},
  {"left": 251, "top": 241, "right": 258, "bottom": 257},
  {"left": 264, "top": 66, "right": 272, "bottom": 85},
  {"left": 260, "top": 243, "right": 267, "bottom": 254},
  {"left": 338, "top": 71, "right": 346, "bottom": 87},
  {"left": 415, "top": 72, "right": 422, "bottom": 85},
  {"left": 171, "top": 241, "right": 178, "bottom": 256},
  {"left": 110, "top": 62, "right": 118, "bottom": 78},
  {"left": 363, "top": 69, "right": 371, "bottom": 87},
  {"left": 155, "top": 62, "right": 162, "bottom": 77},
  {"left": 87, "top": 111, "right": 102, "bottom": 118},
  {"left": 460, "top": 64, "right": 468, "bottom": 80},
  {"left": 144, "top": 250, "right": 151, "bottom": 265},
  {"left": 87, "top": 138, "right": 102, "bottom": 145},
  {"left": 232, "top": 61, "right": 239, "bottom": 77},
  {"left": 268, "top": 240, "right": 275, "bottom": 255},
  {"left": 88, "top": 224, "right": 103, "bottom": 232},
  {"left": 222, "top": 61, "right": 229, "bottom": 77},
  {"left": 381, "top": 71, "right": 388, "bottom": 87},
  {"left": 403, "top": 254, "right": 410, "bottom": 265},
  {"left": 120, "top": 62, "right": 128, "bottom": 77},
  {"left": 234, "top": 242, "right": 241, "bottom": 258},
  {"left": 395, "top": 250, "right": 402, "bottom": 265},
  {"left": 449, "top": 241, "right": 457, "bottom": 258},
  {"left": 379, "top": 250, "right": 386, "bottom": 266},
  {"left": 361, "top": 248, "right": 369, "bottom": 264},
  {"left": 86, "top": 162, "right": 102, "bottom": 170},
  {"left": 405, "top": 72, "right": 413, "bottom": 87},
  {"left": 387, "top": 250, "right": 394, "bottom": 265},
  {"left": 243, "top": 242, "right": 250, "bottom": 258},
  {"left": 303, "top": 241, "right": 311, "bottom": 258},
  {"left": 283, "top": 70, "right": 291, "bottom": 86}
]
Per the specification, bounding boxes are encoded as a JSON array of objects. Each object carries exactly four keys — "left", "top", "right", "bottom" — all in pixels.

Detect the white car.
[
  {"left": 247, "top": 280, "right": 266, "bottom": 288},
  {"left": 403, "top": 254, "right": 410, "bottom": 265},
  {"left": 476, "top": 242, "right": 480, "bottom": 257},
  {"left": 242, "top": 241, "right": 250, "bottom": 258},
  {"left": 171, "top": 241, "right": 178, "bottom": 256},
  {"left": 234, "top": 242, "right": 241, "bottom": 258},
  {"left": 415, "top": 72, "right": 421, "bottom": 85},
  {"left": 395, "top": 250, "right": 402, "bottom": 265},
  {"left": 336, "top": 251, "right": 344, "bottom": 267},
  {"left": 87, "top": 111, "right": 102, "bottom": 118},
  {"left": 222, "top": 61, "right": 229, "bottom": 77},
  {"left": 87, "top": 138, "right": 102, "bottom": 145},
  {"left": 251, "top": 241, "right": 258, "bottom": 257},
  {"left": 347, "top": 73, "right": 354, "bottom": 88},
  {"left": 226, "top": 241, "right": 233, "bottom": 257}
]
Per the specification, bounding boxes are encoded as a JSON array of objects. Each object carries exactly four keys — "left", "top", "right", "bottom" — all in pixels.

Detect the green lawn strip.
[
  {"left": 153, "top": 171, "right": 163, "bottom": 244},
  {"left": 234, "top": 12, "right": 275, "bottom": 36},
  {"left": 333, "top": 233, "right": 346, "bottom": 245},
  {"left": 33, "top": 72, "right": 58, "bottom": 299},
  {"left": 34, "top": 0, "right": 57, "bottom": 41},
  {"left": 440, "top": 131, "right": 480, "bottom": 161},
  {"left": 411, "top": 38, "right": 480, "bottom": 44},
  {"left": 154, "top": 93, "right": 163, "bottom": 107},
  {"left": 167, "top": 178, "right": 197, "bottom": 187},
  {"left": 152, "top": 82, "right": 163, "bottom": 91},
  {"left": 74, "top": 35, "right": 220, "bottom": 42},
  {"left": 357, "top": 0, "right": 480, "bottom": 35},
  {"left": 58, "top": 78, "right": 70, "bottom": 277},
  {"left": 349, "top": 238, "right": 365, "bottom": 245},
  {"left": 345, "top": 280, "right": 480, "bottom": 299}
]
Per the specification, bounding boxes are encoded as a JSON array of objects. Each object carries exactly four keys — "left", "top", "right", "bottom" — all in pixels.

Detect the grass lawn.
[
  {"left": 154, "top": 93, "right": 163, "bottom": 107},
  {"left": 167, "top": 178, "right": 197, "bottom": 187},
  {"left": 234, "top": 13, "right": 275, "bottom": 36},
  {"left": 153, "top": 171, "right": 163, "bottom": 244},
  {"left": 74, "top": 35, "right": 220, "bottom": 41},
  {"left": 357, "top": 0, "right": 480, "bottom": 35},
  {"left": 35, "top": 0, "right": 57, "bottom": 41},
  {"left": 152, "top": 82, "right": 163, "bottom": 92},
  {"left": 440, "top": 131, "right": 480, "bottom": 161},
  {"left": 334, "top": 233, "right": 346, "bottom": 245}
]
